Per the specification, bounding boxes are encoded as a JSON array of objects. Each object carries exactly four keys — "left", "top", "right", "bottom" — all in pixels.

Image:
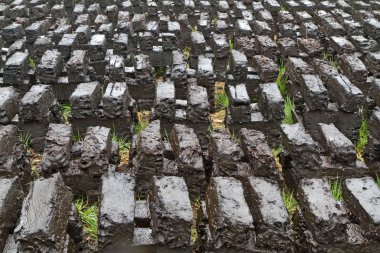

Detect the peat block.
[
  {"left": 171, "top": 124, "right": 205, "bottom": 194},
  {"left": 14, "top": 173, "right": 73, "bottom": 252},
  {"left": 40, "top": 123, "right": 73, "bottom": 176},
  {"left": 206, "top": 177, "right": 255, "bottom": 251},
  {"left": 0, "top": 178, "right": 22, "bottom": 251},
  {"left": 298, "top": 178, "right": 349, "bottom": 244},
  {"left": 99, "top": 172, "right": 135, "bottom": 249},
  {"left": 244, "top": 177, "right": 293, "bottom": 250},
  {"left": 343, "top": 177, "right": 380, "bottom": 238},
  {"left": 318, "top": 123, "right": 356, "bottom": 165},
  {"left": 239, "top": 128, "right": 278, "bottom": 177},
  {"left": 80, "top": 126, "right": 111, "bottom": 176},
  {"left": 150, "top": 176, "right": 193, "bottom": 248},
  {"left": 0, "top": 87, "right": 19, "bottom": 124}
]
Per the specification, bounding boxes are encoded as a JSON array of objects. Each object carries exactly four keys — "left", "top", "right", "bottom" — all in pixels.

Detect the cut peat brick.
[
  {"left": 149, "top": 176, "right": 193, "bottom": 248},
  {"left": 206, "top": 177, "right": 255, "bottom": 251},
  {"left": 343, "top": 177, "right": 380, "bottom": 238}
]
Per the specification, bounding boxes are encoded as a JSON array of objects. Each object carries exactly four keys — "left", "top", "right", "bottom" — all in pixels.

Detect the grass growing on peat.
[
  {"left": 75, "top": 198, "right": 98, "bottom": 241},
  {"left": 356, "top": 116, "right": 368, "bottom": 161},
  {"left": 73, "top": 130, "right": 83, "bottom": 142},
  {"left": 276, "top": 60, "right": 288, "bottom": 97},
  {"left": 282, "top": 189, "right": 297, "bottom": 216},
  {"left": 328, "top": 178, "right": 343, "bottom": 201},
  {"left": 133, "top": 111, "right": 150, "bottom": 135},
  {"left": 112, "top": 131, "right": 131, "bottom": 164},
  {"left": 322, "top": 50, "right": 339, "bottom": 70},
  {"left": 20, "top": 131, "right": 31, "bottom": 150},
  {"left": 154, "top": 66, "right": 166, "bottom": 79},
  {"left": 271, "top": 146, "right": 283, "bottom": 171},
  {"left": 60, "top": 103, "right": 72, "bottom": 124},
  {"left": 29, "top": 56, "right": 36, "bottom": 69},
  {"left": 283, "top": 96, "right": 295, "bottom": 125},
  {"left": 190, "top": 195, "right": 202, "bottom": 242},
  {"left": 229, "top": 38, "right": 234, "bottom": 50},
  {"left": 215, "top": 91, "right": 229, "bottom": 110}
]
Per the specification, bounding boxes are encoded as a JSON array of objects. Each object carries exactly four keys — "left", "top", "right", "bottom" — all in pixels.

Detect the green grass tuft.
[
  {"left": 215, "top": 91, "right": 229, "bottom": 110},
  {"left": 31, "top": 166, "right": 41, "bottom": 179},
  {"left": 29, "top": 56, "right": 36, "bottom": 69},
  {"left": 60, "top": 103, "right": 71, "bottom": 124},
  {"left": 229, "top": 38, "right": 234, "bottom": 50},
  {"left": 322, "top": 50, "right": 339, "bottom": 70},
  {"left": 112, "top": 131, "right": 131, "bottom": 153},
  {"left": 328, "top": 178, "right": 343, "bottom": 201},
  {"left": 73, "top": 130, "right": 83, "bottom": 142},
  {"left": 154, "top": 66, "right": 166, "bottom": 79},
  {"left": 190, "top": 195, "right": 202, "bottom": 242},
  {"left": 272, "top": 146, "right": 282, "bottom": 158},
  {"left": 282, "top": 96, "right": 295, "bottom": 125},
  {"left": 280, "top": 5, "right": 286, "bottom": 12},
  {"left": 75, "top": 198, "right": 98, "bottom": 241},
  {"left": 20, "top": 131, "right": 31, "bottom": 150},
  {"left": 276, "top": 60, "right": 288, "bottom": 97},
  {"left": 183, "top": 47, "right": 190, "bottom": 60},
  {"left": 211, "top": 18, "right": 217, "bottom": 25},
  {"left": 133, "top": 121, "right": 148, "bottom": 135},
  {"left": 376, "top": 175, "right": 380, "bottom": 188},
  {"left": 192, "top": 26, "right": 197, "bottom": 32},
  {"left": 231, "top": 130, "right": 240, "bottom": 142},
  {"left": 356, "top": 116, "right": 368, "bottom": 161},
  {"left": 282, "top": 189, "right": 297, "bottom": 216}
]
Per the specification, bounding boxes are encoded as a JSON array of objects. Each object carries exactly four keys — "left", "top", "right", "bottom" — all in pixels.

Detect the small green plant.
[
  {"left": 231, "top": 130, "right": 240, "bottom": 142},
  {"left": 273, "top": 34, "right": 278, "bottom": 46},
  {"left": 133, "top": 121, "right": 148, "bottom": 135},
  {"left": 271, "top": 146, "right": 283, "bottom": 170},
  {"left": 191, "top": 26, "right": 197, "bottom": 32},
  {"left": 215, "top": 91, "right": 229, "bottom": 110},
  {"left": 60, "top": 103, "right": 71, "bottom": 124},
  {"left": 211, "top": 18, "right": 217, "bottom": 25},
  {"left": 204, "top": 125, "right": 214, "bottom": 138},
  {"left": 272, "top": 146, "right": 282, "bottom": 158},
  {"left": 130, "top": 52, "right": 136, "bottom": 64},
  {"left": 190, "top": 195, "right": 202, "bottom": 242},
  {"left": 183, "top": 47, "right": 190, "bottom": 60},
  {"left": 192, "top": 195, "right": 201, "bottom": 208},
  {"left": 276, "top": 59, "right": 288, "bottom": 97},
  {"left": 29, "top": 56, "right": 36, "bottom": 69},
  {"left": 328, "top": 178, "right": 343, "bottom": 201},
  {"left": 75, "top": 198, "right": 98, "bottom": 241},
  {"left": 356, "top": 116, "right": 368, "bottom": 160},
  {"left": 73, "top": 130, "right": 83, "bottom": 142},
  {"left": 20, "top": 131, "right": 31, "bottom": 150},
  {"left": 228, "top": 38, "right": 234, "bottom": 50},
  {"left": 280, "top": 5, "right": 286, "bottom": 12},
  {"left": 112, "top": 131, "right": 131, "bottom": 152},
  {"left": 376, "top": 175, "right": 380, "bottom": 188},
  {"left": 322, "top": 50, "right": 339, "bottom": 70},
  {"left": 283, "top": 96, "right": 295, "bottom": 125},
  {"left": 282, "top": 189, "right": 297, "bottom": 216},
  {"left": 31, "top": 166, "right": 41, "bottom": 179},
  {"left": 154, "top": 66, "right": 166, "bottom": 79},
  {"left": 163, "top": 129, "right": 171, "bottom": 143}
]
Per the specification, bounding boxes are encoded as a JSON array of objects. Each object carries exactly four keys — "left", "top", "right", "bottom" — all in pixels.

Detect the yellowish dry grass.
[
  {"left": 120, "top": 150, "right": 129, "bottom": 165},
  {"left": 190, "top": 196, "right": 201, "bottom": 242},
  {"left": 138, "top": 110, "right": 151, "bottom": 122},
  {"left": 211, "top": 82, "right": 227, "bottom": 129},
  {"left": 29, "top": 148, "right": 42, "bottom": 178},
  {"left": 210, "top": 110, "right": 226, "bottom": 130}
]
